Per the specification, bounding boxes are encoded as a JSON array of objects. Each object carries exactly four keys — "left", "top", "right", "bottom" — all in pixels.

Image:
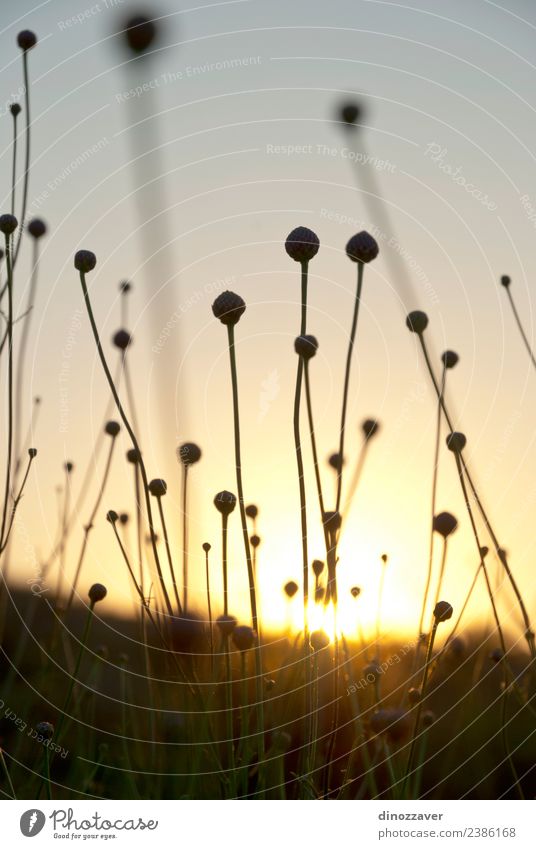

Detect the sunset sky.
[{"left": 2, "top": 0, "right": 536, "bottom": 641}]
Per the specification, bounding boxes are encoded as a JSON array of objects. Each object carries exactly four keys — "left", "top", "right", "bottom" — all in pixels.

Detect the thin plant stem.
[
  {"left": 504, "top": 285, "right": 536, "bottom": 371},
  {"left": 342, "top": 437, "right": 370, "bottom": 517},
  {"left": 0, "top": 749, "right": 16, "bottom": 799},
  {"left": 11, "top": 109, "right": 19, "bottom": 216},
  {"left": 0, "top": 449, "right": 36, "bottom": 553},
  {"left": 0, "top": 237, "right": 14, "bottom": 549},
  {"left": 222, "top": 634, "right": 237, "bottom": 797},
  {"left": 432, "top": 536, "right": 449, "bottom": 614},
  {"left": 14, "top": 53, "right": 31, "bottom": 265},
  {"left": 205, "top": 545, "right": 214, "bottom": 677},
  {"left": 403, "top": 622, "right": 437, "bottom": 796},
  {"left": 303, "top": 361, "right": 327, "bottom": 522},
  {"left": 156, "top": 495, "right": 182, "bottom": 615},
  {"left": 55, "top": 603, "right": 94, "bottom": 746},
  {"left": 14, "top": 239, "right": 39, "bottom": 473},
  {"left": 182, "top": 464, "right": 189, "bottom": 611},
  {"left": 335, "top": 261, "right": 364, "bottom": 513},
  {"left": 222, "top": 514, "right": 229, "bottom": 616},
  {"left": 78, "top": 268, "right": 173, "bottom": 617}
]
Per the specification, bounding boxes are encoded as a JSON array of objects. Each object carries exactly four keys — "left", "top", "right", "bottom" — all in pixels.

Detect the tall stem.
[
  {"left": 505, "top": 286, "right": 536, "bottom": 371},
  {"left": 14, "top": 53, "right": 31, "bottom": 266},
  {"left": 182, "top": 464, "right": 189, "bottom": 612},
  {"left": 0, "top": 237, "right": 15, "bottom": 550}
]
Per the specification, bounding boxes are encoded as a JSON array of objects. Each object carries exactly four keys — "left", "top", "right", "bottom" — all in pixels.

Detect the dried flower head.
[
  {"left": 28, "top": 448, "right": 37, "bottom": 459},
  {"left": 406, "top": 310, "right": 428, "bottom": 334},
  {"left": 322, "top": 510, "right": 342, "bottom": 535},
  {"left": 250, "top": 533, "right": 261, "bottom": 548},
  {"left": 177, "top": 442, "right": 202, "bottom": 466},
  {"left": 119, "top": 280, "right": 131, "bottom": 294},
  {"left": 312, "top": 559, "right": 324, "bottom": 577},
  {"left": 28, "top": 218, "right": 47, "bottom": 239},
  {"left": 105, "top": 420, "right": 120, "bottom": 437},
  {"left": 74, "top": 250, "right": 96, "bottom": 272},
  {"left": 106, "top": 510, "right": 118, "bottom": 524},
  {"left": 124, "top": 15, "right": 157, "bottom": 53},
  {"left": 245, "top": 504, "right": 258, "bottom": 519},
  {"left": 500, "top": 275, "right": 511, "bottom": 288},
  {"left": 328, "top": 452, "right": 344, "bottom": 472},
  {"left": 126, "top": 448, "right": 140, "bottom": 465},
  {"left": 350, "top": 586, "right": 361, "bottom": 599},
  {"left": 285, "top": 226, "right": 320, "bottom": 263},
  {"left": 346, "top": 231, "right": 379, "bottom": 263},
  {"left": 212, "top": 290, "right": 246, "bottom": 325},
  {"left": 119, "top": 513, "right": 129, "bottom": 525},
  {"left": 202, "top": 542, "right": 211, "bottom": 553},
  {"left": 441, "top": 350, "right": 459, "bottom": 369},
  {"left": 113, "top": 329, "right": 132, "bottom": 351},
  {"left": 10, "top": 103, "right": 21, "bottom": 117},
  {"left": 213, "top": 490, "right": 237, "bottom": 516},
  {"left": 0, "top": 214, "right": 18, "bottom": 235},
  {"left": 89, "top": 583, "right": 107, "bottom": 604},
  {"left": 35, "top": 721, "right": 54, "bottom": 740},
  {"left": 294, "top": 334, "right": 319, "bottom": 360},
  {"left": 433, "top": 600, "right": 453, "bottom": 623},
  {"left": 284, "top": 580, "right": 299, "bottom": 599},
  {"left": 148, "top": 478, "right": 167, "bottom": 497},
  {"left": 433, "top": 511, "right": 458, "bottom": 538},
  {"left": 446, "top": 432, "right": 466, "bottom": 454},
  {"left": 310, "top": 630, "right": 330, "bottom": 651},
  {"left": 64, "top": 461, "right": 74, "bottom": 474},
  {"left": 339, "top": 101, "right": 362, "bottom": 125},
  {"left": 17, "top": 30, "right": 37, "bottom": 50},
  {"left": 362, "top": 418, "right": 380, "bottom": 439},
  {"left": 232, "top": 625, "right": 255, "bottom": 652},
  {"left": 216, "top": 613, "right": 237, "bottom": 637}
]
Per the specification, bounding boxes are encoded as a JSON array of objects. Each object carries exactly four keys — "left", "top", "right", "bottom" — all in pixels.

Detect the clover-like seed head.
[
  {"left": 105, "top": 420, "right": 120, "bottom": 437},
  {"left": 285, "top": 226, "right": 320, "bottom": 263},
  {"left": 35, "top": 721, "right": 54, "bottom": 740},
  {"left": 284, "top": 580, "right": 299, "bottom": 599},
  {"left": 312, "top": 559, "right": 324, "bottom": 577},
  {"left": 213, "top": 490, "right": 237, "bottom": 515},
  {"left": 433, "top": 600, "right": 453, "bottom": 623},
  {"left": 433, "top": 511, "right": 458, "bottom": 538},
  {"left": 113, "top": 329, "right": 132, "bottom": 351},
  {"left": 177, "top": 442, "right": 202, "bottom": 466},
  {"left": 119, "top": 513, "right": 129, "bottom": 525},
  {"left": 441, "top": 350, "right": 459, "bottom": 369},
  {"left": 17, "top": 30, "right": 37, "bottom": 50},
  {"left": 350, "top": 586, "right": 361, "bottom": 599},
  {"left": 362, "top": 418, "right": 380, "bottom": 439},
  {"left": 346, "top": 231, "right": 379, "bottom": 263},
  {"left": 294, "top": 334, "right": 318, "bottom": 360},
  {"left": 322, "top": 510, "right": 342, "bottom": 535},
  {"left": 28, "top": 218, "right": 47, "bottom": 239},
  {"left": 310, "top": 630, "right": 330, "bottom": 651},
  {"left": 89, "top": 583, "right": 107, "bottom": 604},
  {"left": 232, "top": 625, "right": 255, "bottom": 652},
  {"left": 124, "top": 15, "right": 157, "bottom": 53},
  {"left": 446, "top": 432, "right": 466, "bottom": 454},
  {"left": 148, "top": 478, "right": 167, "bottom": 497},
  {"left": 328, "top": 452, "right": 344, "bottom": 472},
  {"left": 106, "top": 510, "right": 118, "bottom": 524},
  {"left": 245, "top": 504, "right": 258, "bottom": 519},
  {"left": 202, "top": 542, "right": 211, "bottom": 553},
  {"left": 212, "top": 290, "right": 246, "bottom": 325},
  {"left": 216, "top": 613, "right": 237, "bottom": 637},
  {"left": 74, "top": 250, "right": 96, "bottom": 272},
  {"left": 10, "top": 103, "right": 21, "bottom": 117},
  {"left": 500, "top": 275, "right": 511, "bottom": 288},
  {"left": 28, "top": 448, "right": 37, "bottom": 459},
  {"left": 406, "top": 310, "right": 428, "bottom": 334},
  {"left": 126, "top": 448, "right": 140, "bottom": 465},
  {"left": 0, "top": 214, "right": 18, "bottom": 235},
  {"left": 339, "top": 101, "right": 362, "bottom": 125},
  {"left": 250, "top": 533, "right": 261, "bottom": 548}
]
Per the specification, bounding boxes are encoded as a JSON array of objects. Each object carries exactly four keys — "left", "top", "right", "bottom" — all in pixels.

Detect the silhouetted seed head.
[
  {"left": 145, "top": 532, "right": 159, "bottom": 544},
  {"left": 74, "top": 250, "right": 96, "bottom": 272},
  {"left": 245, "top": 504, "right": 258, "bottom": 519},
  {"left": 346, "top": 231, "right": 379, "bottom": 263},
  {"left": 422, "top": 710, "right": 436, "bottom": 728},
  {"left": 433, "top": 511, "right": 458, "bottom": 538},
  {"left": 116, "top": 513, "right": 128, "bottom": 526},
  {"left": 449, "top": 637, "right": 465, "bottom": 658},
  {"left": 64, "top": 461, "right": 74, "bottom": 474},
  {"left": 441, "top": 350, "right": 459, "bottom": 369},
  {"left": 119, "top": 280, "right": 131, "bottom": 294},
  {"left": 0, "top": 214, "right": 18, "bottom": 235},
  {"left": 381, "top": 553, "right": 388, "bottom": 565},
  {"left": 126, "top": 448, "right": 140, "bottom": 464},
  {"left": 490, "top": 647, "right": 503, "bottom": 664},
  {"left": 216, "top": 613, "right": 237, "bottom": 637},
  {"left": 35, "top": 721, "right": 54, "bottom": 740},
  {"left": 323, "top": 510, "right": 342, "bottom": 535},
  {"left": 106, "top": 510, "right": 118, "bottom": 524},
  {"left": 232, "top": 625, "right": 255, "bottom": 652},
  {"left": 105, "top": 420, "right": 120, "bottom": 437},
  {"left": 202, "top": 542, "right": 211, "bottom": 553},
  {"left": 212, "top": 290, "right": 246, "bottom": 325},
  {"left": 17, "top": 30, "right": 37, "bottom": 50},
  {"left": 339, "top": 101, "right": 362, "bottom": 125},
  {"left": 171, "top": 613, "right": 206, "bottom": 655},
  {"left": 312, "top": 559, "right": 324, "bottom": 577},
  {"left": 350, "top": 586, "right": 361, "bottom": 599},
  {"left": 28, "top": 218, "right": 46, "bottom": 239},
  {"left": 446, "top": 431, "right": 466, "bottom": 454},
  {"left": 28, "top": 447, "right": 37, "bottom": 459},
  {"left": 214, "top": 490, "right": 237, "bottom": 515},
  {"left": 89, "top": 583, "right": 107, "bottom": 604},
  {"left": 315, "top": 586, "right": 325, "bottom": 603},
  {"left": 294, "top": 334, "right": 319, "bottom": 360},
  {"left": 370, "top": 709, "right": 410, "bottom": 742},
  {"left": 500, "top": 275, "right": 511, "bottom": 288},
  {"left": 148, "top": 478, "right": 167, "bottom": 497},
  {"left": 328, "top": 452, "right": 344, "bottom": 472},
  {"left": 285, "top": 226, "right": 320, "bottom": 263},
  {"left": 310, "top": 630, "right": 330, "bottom": 651},
  {"left": 408, "top": 687, "right": 421, "bottom": 706},
  {"left": 177, "top": 442, "right": 202, "bottom": 466},
  {"left": 362, "top": 418, "right": 380, "bottom": 439},
  {"left": 113, "top": 329, "right": 132, "bottom": 351},
  {"left": 406, "top": 310, "right": 428, "bottom": 334},
  {"left": 250, "top": 533, "right": 261, "bottom": 548},
  {"left": 433, "top": 600, "right": 453, "bottom": 623},
  {"left": 124, "top": 15, "right": 157, "bottom": 53},
  {"left": 284, "top": 580, "right": 299, "bottom": 599},
  {"left": 10, "top": 103, "right": 21, "bottom": 117}
]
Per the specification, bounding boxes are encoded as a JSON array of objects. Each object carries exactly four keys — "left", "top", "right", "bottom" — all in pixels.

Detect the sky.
[{"left": 2, "top": 0, "right": 536, "bottom": 642}]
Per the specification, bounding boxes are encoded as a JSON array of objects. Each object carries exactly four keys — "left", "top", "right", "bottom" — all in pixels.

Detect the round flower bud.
[
  {"left": 285, "top": 226, "right": 320, "bottom": 263},
  {"left": 88, "top": 583, "right": 107, "bottom": 604},
  {"left": 323, "top": 510, "right": 342, "bottom": 535},
  {"left": 312, "top": 559, "right": 324, "bottom": 577},
  {"left": 74, "top": 250, "right": 96, "bottom": 272},
  {"left": 28, "top": 448, "right": 37, "bottom": 459},
  {"left": 202, "top": 542, "right": 211, "bottom": 553},
  {"left": 106, "top": 510, "right": 118, "bottom": 524},
  {"left": 105, "top": 420, "right": 120, "bottom": 437},
  {"left": 250, "top": 533, "right": 261, "bottom": 548},
  {"left": 212, "top": 290, "right": 246, "bottom": 325},
  {"left": 433, "top": 600, "right": 453, "bottom": 623},
  {"left": 350, "top": 586, "right": 361, "bottom": 599},
  {"left": 10, "top": 103, "right": 21, "bottom": 117},
  {"left": 245, "top": 504, "right": 258, "bottom": 519},
  {"left": 480, "top": 546, "right": 489, "bottom": 559},
  {"left": 339, "top": 101, "right": 362, "bottom": 125},
  {"left": 119, "top": 513, "right": 129, "bottom": 525},
  {"left": 328, "top": 452, "right": 343, "bottom": 472},
  {"left": 406, "top": 310, "right": 428, "bottom": 334},
  {"left": 362, "top": 418, "right": 380, "bottom": 440},
  {"left": 177, "top": 442, "right": 202, "bottom": 466},
  {"left": 441, "top": 350, "right": 459, "bottom": 369},
  {"left": 284, "top": 580, "right": 299, "bottom": 599},
  {"left": 346, "top": 231, "right": 379, "bottom": 263},
  {"left": 0, "top": 214, "right": 18, "bottom": 235},
  {"left": 119, "top": 280, "right": 131, "bottom": 294},
  {"left": 124, "top": 15, "right": 157, "bottom": 53},
  {"left": 500, "top": 275, "right": 511, "bottom": 288},
  {"left": 113, "top": 329, "right": 132, "bottom": 351},
  {"left": 17, "top": 30, "right": 37, "bottom": 50},
  {"left": 294, "top": 334, "right": 318, "bottom": 360},
  {"left": 126, "top": 448, "right": 140, "bottom": 464},
  {"left": 216, "top": 614, "right": 237, "bottom": 637},
  {"left": 28, "top": 218, "right": 46, "bottom": 239},
  {"left": 214, "top": 490, "right": 237, "bottom": 515},
  {"left": 446, "top": 432, "right": 466, "bottom": 454},
  {"left": 432, "top": 511, "right": 458, "bottom": 538},
  {"left": 148, "top": 478, "right": 167, "bottom": 497},
  {"left": 232, "top": 625, "right": 255, "bottom": 652},
  {"left": 64, "top": 461, "right": 74, "bottom": 474},
  {"left": 35, "top": 721, "right": 54, "bottom": 740},
  {"left": 310, "top": 630, "right": 330, "bottom": 651}
]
